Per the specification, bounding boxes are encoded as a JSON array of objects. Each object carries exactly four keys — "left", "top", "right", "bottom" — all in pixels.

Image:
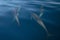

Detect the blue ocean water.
[{"left": 0, "top": 0, "right": 60, "bottom": 40}]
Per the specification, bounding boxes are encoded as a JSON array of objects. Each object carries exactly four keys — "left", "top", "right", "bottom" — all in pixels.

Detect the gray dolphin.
[
  {"left": 32, "top": 13, "right": 51, "bottom": 37},
  {"left": 13, "top": 7, "right": 20, "bottom": 25}
]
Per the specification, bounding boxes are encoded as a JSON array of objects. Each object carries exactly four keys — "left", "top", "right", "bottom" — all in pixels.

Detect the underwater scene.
[{"left": 0, "top": 0, "right": 60, "bottom": 40}]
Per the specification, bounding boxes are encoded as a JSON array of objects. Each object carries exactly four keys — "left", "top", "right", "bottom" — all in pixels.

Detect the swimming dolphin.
[
  {"left": 32, "top": 13, "right": 51, "bottom": 37},
  {"left": 13, "top": 7, "right": 20, "bottom": 25}
]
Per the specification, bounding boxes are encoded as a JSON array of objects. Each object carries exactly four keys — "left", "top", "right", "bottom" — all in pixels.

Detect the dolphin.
[
  {"left": 32, "top": 13, "right": 51, "bottom": 37},
  {"left": 13, "top": 7, "right": 20, "bottom": 25}
]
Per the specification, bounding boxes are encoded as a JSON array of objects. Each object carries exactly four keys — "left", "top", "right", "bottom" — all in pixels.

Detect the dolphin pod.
[
  {"left": 13, "top": 7, "right": 52, "bottom": 37},
  {"left": 13, "top": 7, "right": 49, "bottom": 34}
]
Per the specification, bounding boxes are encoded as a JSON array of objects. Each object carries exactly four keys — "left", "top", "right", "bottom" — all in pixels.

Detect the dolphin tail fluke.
[
  {"left": 48, "top": 33, "right": 52, "bottom": 37},
  {"left": 47, "top": 32, "right": 54, "bottom": 38},
  {"left": 46, "top": 33, "right": 53, "bottom": 40}
]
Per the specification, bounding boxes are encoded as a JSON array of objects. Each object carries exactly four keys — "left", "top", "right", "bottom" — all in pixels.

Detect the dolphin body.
[
  {"left": 14, "top": 13, "right": 20, "bottom": 25},
  {"left": 13, "top": 7, "right": 20, "bottom": 25},
  {"left": 32, "top": 13, "right": 51, "bottom": 37}
]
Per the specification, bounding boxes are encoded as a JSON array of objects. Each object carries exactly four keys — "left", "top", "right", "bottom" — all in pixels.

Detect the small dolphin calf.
[{"left": 32, "top": 13, "right": 51, "bottom": 36}]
